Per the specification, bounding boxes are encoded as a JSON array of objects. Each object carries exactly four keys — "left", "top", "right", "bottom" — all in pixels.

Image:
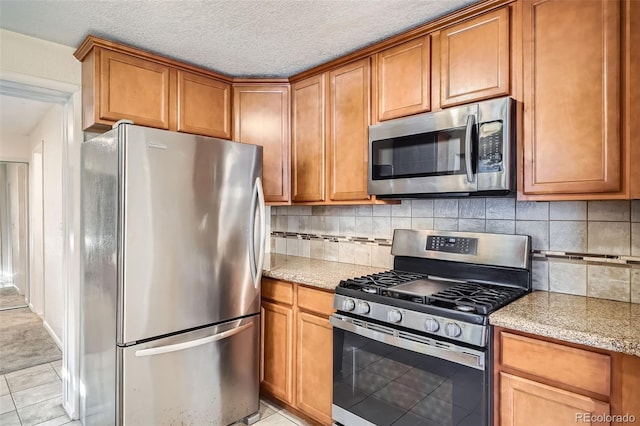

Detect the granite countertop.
[
  {"left": 262, "top": 254, "right": 386, "bottom": 291},
  {"left": 490, "top": 291, "right": 640, "bottom": 357}
]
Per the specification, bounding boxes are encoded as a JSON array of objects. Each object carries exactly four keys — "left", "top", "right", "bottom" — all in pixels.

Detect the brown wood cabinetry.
[
  {"left": 375, "top": 35, "right": 431, "bottom": 121},
  {"left": 261, "top": 278, "right": 334, "bottom": 425},
  {"left": 178, "top": 70, "right": 230, "bottom": 139},
  {"left": 494, "top": 327, "right": 640, "bottom": 426},
  {"left": 500, "top": 373, "right": 611, "bottom": 426},
  {"left": 291, "top": 75, "right": 326, "bottom": 202},
  {"left": 439, "top": 7, "right": 510, "bottom": 107},
  {"left": 291, "top": 61, "right": 385, "bottom": 205},
  {"left": 233, "top": 84, "right": 290, "bottom": 204},
  {"left": 86, "top": 47, "right": 171, "bottom": 130},
  {"left": 327, "top": 58, "right": 371, "bottom": 202},
  {"left": 519, "top": 0, "right": 639, "bottom": 199},
  {"left": 74, "top": 36, "right": 232, "bottom": 137},
  {"left": 261, "top": 301, "right": 294, "bottom": 404}
]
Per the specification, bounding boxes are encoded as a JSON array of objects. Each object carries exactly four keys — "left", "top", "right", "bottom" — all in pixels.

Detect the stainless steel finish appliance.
[
  {"left": 368, "top": 96, "right": 516, "bottom": 198},
  {"left": 80, "top": 123, "right": 265, "bottom": 425},
  {"left": 332, "top": 229, "right": 531, "bottom": 426}
]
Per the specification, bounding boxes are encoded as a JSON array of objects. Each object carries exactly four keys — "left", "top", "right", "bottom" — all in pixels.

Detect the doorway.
[
  {"left": 0, "top": 161, "right": 29, "bottom": 310},
  {"left": 0, "top": 78, "right": 82, "bottom": 420}
]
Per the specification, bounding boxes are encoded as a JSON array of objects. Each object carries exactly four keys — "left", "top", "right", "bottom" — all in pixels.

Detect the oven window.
[
  {"left": 371, "top": 127, "right": 469, "bottom": 180},
  {"left": 333, "top": 328, "right": 487, "bottom": 426}
]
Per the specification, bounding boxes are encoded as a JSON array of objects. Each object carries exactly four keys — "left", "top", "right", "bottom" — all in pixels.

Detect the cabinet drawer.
[
  {"left": 297, "top": 286, "right": 334, "bottom": 317},
  {"left": 262, "top": 278, "right": 293, "bottom": 305},
  {"left": 500, "top": 332, "right": 611, "bottom": 396}
]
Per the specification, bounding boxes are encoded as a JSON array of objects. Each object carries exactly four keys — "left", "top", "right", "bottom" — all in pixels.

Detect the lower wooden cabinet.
[
  {"left": 261, "top": 301, "right": 294, "bottom": 404},
  {"left": 494, "top": 327, "right": 640, "bottom": 426},
  {"left": 500, "top": 373, "right": 610, "bottom": 425},
  {"left": 261, "top": 278, "right": 334, "bottom": 425},
  {"left": 296, "top": 311, "right": 332, "bottom": 424}
]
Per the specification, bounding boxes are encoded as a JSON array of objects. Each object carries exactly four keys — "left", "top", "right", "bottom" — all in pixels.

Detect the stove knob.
[
  {"left": 357, "top": 302, "right": 371, "bottom": 315},
  {"left": 342, "top": 299, "right": 356, "bottom": 311},
  {"left": 387, "top": 310, "right": 402, "bottom": 323},
  {"left": 445, "top": 322, "right": 462, "bottom": 338},
  {"left": 424, "top": 318, "right": 440, "bottom": 332}
]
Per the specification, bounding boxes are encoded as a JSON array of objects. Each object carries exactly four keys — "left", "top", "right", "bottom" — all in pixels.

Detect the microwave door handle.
[{"left": 464, "top": 114, "right": 476, "bottom": 183}]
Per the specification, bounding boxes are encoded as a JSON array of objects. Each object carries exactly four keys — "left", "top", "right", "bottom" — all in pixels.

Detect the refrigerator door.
[
  {"left": 120, "top": 125, "right": 264, "bottom": 344},
  {"left": 119, "top": 315, "right": 260, "bottom": 425}
]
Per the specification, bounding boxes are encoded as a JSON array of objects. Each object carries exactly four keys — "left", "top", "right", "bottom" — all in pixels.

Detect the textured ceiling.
[{"left": 0, "top": 0, "right": 479, "bottom": 78}]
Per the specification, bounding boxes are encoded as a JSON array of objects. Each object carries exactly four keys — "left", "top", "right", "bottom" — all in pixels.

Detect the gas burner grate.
[
  {"left": 426, "top": 282, "right": 525, "bottom": 315},
  {"left": 339, "top": 270, "right": 427, "bottom": 294}
]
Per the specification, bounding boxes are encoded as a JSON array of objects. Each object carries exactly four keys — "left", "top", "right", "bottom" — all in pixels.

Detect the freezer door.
[
  {"left": 119, "top": 315, "right": 260, "bottom": 425},
  {"left": 120, "top": 125, "right": 264, "bottom": 344}
]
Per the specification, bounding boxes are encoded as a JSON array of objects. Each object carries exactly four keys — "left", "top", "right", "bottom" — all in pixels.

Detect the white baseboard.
[
  {"left": 28, "top": 303, "right": 44, "bottom": 319},
  {"left": 43, "top": 320, "right": 63, "bottom": 349}
]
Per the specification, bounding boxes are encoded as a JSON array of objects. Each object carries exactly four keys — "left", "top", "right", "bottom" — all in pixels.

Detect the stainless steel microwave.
[{"left": 368, "top": 96, "right": 516, "bottom": 198}]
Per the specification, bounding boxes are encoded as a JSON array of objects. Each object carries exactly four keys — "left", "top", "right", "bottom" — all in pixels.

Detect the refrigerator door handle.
[
  {"left": 134, "top": 322, "right": 254, "bottom": 358},
  {"left": 249, "top": 177, "right": 266, "bottom": 289}
]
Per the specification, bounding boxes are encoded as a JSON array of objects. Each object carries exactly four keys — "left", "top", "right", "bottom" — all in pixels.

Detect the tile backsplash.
[{"left": 270, "top": 199, "right": 640, "bottom": 303}]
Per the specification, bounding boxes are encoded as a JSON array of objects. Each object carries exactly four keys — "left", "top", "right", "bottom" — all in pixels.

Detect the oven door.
[{"left": 331, "top": 314, "right": 488, "bottom": 426}]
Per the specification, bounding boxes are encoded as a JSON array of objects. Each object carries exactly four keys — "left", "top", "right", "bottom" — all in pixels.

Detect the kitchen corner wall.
[{"left": 270, "top": 199, "right": 640, "bottom": 304}]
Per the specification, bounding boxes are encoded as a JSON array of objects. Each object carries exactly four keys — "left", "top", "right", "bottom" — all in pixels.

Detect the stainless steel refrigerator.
[{"left": 80, "top": 123, "right": 266, "bottom": 425}]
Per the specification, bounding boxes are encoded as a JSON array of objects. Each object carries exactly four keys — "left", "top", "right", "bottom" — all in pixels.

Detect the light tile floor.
[
  {"left": 1, "top": 361, "right": 309, "bottom": 426},
  {"left": 242, "top": 398, "right": 311, "bottom": 426},
  {"left": 0, "top": 360, "right": 78, "bottom": 426}
]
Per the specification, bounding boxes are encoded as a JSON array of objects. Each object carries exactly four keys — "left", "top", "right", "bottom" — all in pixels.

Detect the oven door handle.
[{"left": 330, "top": 315, "right": 485, "bottom": 371}]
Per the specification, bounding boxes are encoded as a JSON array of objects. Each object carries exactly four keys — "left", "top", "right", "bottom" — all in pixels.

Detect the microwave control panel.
[{"left": 478, "top": 121, "right": 504, "bottom": 173}]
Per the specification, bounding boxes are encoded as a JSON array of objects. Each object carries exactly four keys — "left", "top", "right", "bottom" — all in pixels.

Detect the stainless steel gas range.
[{"left": 331, "top": 229, "right": 531, "bottom": 426}]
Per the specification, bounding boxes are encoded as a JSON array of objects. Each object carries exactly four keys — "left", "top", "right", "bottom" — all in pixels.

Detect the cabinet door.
[
  {"left": 261, "top": 301, "right": 294, "bottom": 404},
  {"left": 291, "top": 75, "right": 326, "bottom": 202},
  {"left": 233, "top": 85, "right": 290, "bottom": 203},
  {"left": 376, "top": 35, "right": 431, "bottom": 121},
  {"left": 500, "top": 373, "right": 610, "bottom": 426},
  {"left": 522, "top": 0, "right": 621, "bottom": 195},
  {"left": 296, "top": 311, "right": 332, "bottom": 425},
  {"left": 440, "top": 7, "right": 510, "bottom": 107},
  {"left": 177, "top": 70, "right": 231, "bottom": 139},
  {"left": 98, "top": 48, "right": 170, "bottom": 129},
  {"left": 327, "top": 59, "right": 371, "bottom": 202}
]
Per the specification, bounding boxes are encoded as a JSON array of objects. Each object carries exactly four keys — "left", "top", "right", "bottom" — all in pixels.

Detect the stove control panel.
[{"left": 426, "top": 236, "right": 478, "bottom": 255}]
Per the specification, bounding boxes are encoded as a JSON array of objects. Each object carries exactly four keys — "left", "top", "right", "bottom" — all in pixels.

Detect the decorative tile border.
[
  {"left": 271, "top": 231, "right": 640, "bottom": 267},
  {"left": 271, "top": 231, "right": 393, "bottom": 246}
]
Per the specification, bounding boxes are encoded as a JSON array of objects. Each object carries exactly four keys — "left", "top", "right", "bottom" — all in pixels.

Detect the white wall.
[
  {"left": 0, "top": 29, "right": 80, "bottom": 90},
  {"left": 0, "top": 132, "right": 31, "bottom": 162},
  {"left": 29, "top": 104, "right": 65, "bottom": 341},
  {"left": 1, "top": 28, "right": 82, "bottom": 418},
  {"left": 30, "top": 149, "right": 44, "bottom": 315},
  {"left": 0, "top": 166, "right": 10, "bottom": 283},
  {"left": 7, "top": 163, "right": 28, "bottom": 296}
]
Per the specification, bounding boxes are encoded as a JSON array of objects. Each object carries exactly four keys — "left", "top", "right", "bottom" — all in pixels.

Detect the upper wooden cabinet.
[
  {"left": 178, "top": 71, "right": 230, "bottom": 139},
  {"left": 375, "top": 35, "right": 431, "bottom": 121},
  {"left": 87, "top": 47, "right": 171, "bottom": 130},
  {"left": 439, "top": 7, "right": 510, "bottom": 107},
  {"left": 327, "top": 58, "right": 371, "bottom": 202},
  {"left": 74, "top": 36, "right": 232, "bottom": 137},
  {"left": 291, "top": 75, "right": 326, "bottom": 202},
  {"left": 233, "top": 84, "right": 290, "bottom": 204},
  {"left": 291, "top": 61, "right": 382, "bottom": 205},
  {"left": 520, "top": 0, "right": 638, "bottom": 199}
]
